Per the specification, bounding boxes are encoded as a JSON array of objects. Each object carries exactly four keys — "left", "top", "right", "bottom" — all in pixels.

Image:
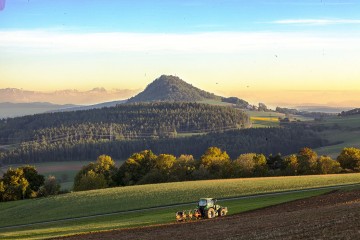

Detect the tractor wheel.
[
  {"left": 206, "top": 208, "right": 215, "bottom": 219},
  {"left": 219, "top": 208, "right": 227, "bottom": 217}
]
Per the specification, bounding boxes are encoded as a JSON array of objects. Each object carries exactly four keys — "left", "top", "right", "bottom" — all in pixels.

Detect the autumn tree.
[
  {"left": 116, "top": 150, "right": 157, "bottom": 185},
  {"left": 155, "top": 154, "right": 176, "bottom": 173},
  {"left": 253, "top": 154, "right": 268, "bottom": 176},
  {"left": 233, "top": 153, "right": 268, "bottom": 177},
  {"left": 138, "top": 154, "right": 177, "bottom": 184},
  {"left": 169, "top": 154, "right": 197, "bottom": 181},
  {"left": 317, "top": 156, "right": 342, "bottom": 174},
  {"left": 200, "top": 147, "right": 230, "bottom": 178},
  {"left": 73, "top": 170, "right": 107, "bottom": 191},
  {"left": 337, "top": 147, "right": 360, "bottom": 171},
  {"left": 0, "top": 168, "right": 29, "bottom": 201},
  {"left": 233, "top": 153, "right": 255, "bottom": 177},
  {"left": 20, "top": 165, "right": 45, "bottom": 198},
  {"left": 95, "top": 155, "right": 117, "bottom": 186},
  {"left": 297, "top": 147, "right": 318, "bottom": 174},
  {"left": 73, "top": 155, "right": 117, "bottom": 191},
  {"left": 282, "top": 154, "right": 298, "bottom": 175}
]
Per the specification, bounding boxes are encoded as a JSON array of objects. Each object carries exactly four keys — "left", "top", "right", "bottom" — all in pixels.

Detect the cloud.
[
  {"left": 272, "top": 19, "right": 360, "bottom": 25},
  {"left": 0, "top": 29, "right": 359, "bottom": 54}
]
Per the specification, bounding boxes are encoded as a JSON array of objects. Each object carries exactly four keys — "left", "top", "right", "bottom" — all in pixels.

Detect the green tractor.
[
  {"left": 195, "top": 198, "right": 228, "bottom": 219},
  {"left": 176, "top": 198, "right": 228, "bottom": 221}
]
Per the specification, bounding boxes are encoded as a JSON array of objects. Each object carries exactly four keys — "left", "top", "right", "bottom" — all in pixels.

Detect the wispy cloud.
[
  {"left": 272, "top": 19, "right": 360, "bottom": 25},
  {"left": 1, "top": 29, "right": 360, "bottom": 54}
]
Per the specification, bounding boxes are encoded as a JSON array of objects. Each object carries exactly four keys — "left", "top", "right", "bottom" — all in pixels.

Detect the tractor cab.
[
  {"left": 197, "top": 198, "right": 219, "bottom": 217},
  {"left": 198, "top": 198, "right": 217, "bottom": 209}
]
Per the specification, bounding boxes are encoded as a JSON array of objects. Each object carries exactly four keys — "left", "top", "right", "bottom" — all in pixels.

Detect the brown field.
[{"left": 54, "top": 189, "right": 360, "bottom": 240}]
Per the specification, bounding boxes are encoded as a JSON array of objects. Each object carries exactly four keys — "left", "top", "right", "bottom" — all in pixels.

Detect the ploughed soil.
[{"left": 55, "top": 189, "right": 360, "bottom": 240}]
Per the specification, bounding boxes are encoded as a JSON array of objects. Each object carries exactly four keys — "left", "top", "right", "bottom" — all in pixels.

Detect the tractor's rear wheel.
[
  {"left": 206, "top": 208, "right": 215, "bottom": 219},
  {"left": 219, "top": 208, "right": 227, "bottom": 217}
]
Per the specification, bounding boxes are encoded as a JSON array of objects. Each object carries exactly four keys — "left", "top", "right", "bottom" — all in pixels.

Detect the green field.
[
  {"left": 313, "top": 115, "right": 360, "bottom": 158},
  {"left": 197, "top": 99, "right": 233, "bottom": 106},
  {"left": 245, "top": 110, "right": 313, "bottom": 128},
  {"left": 0, "top": 174, "right": 360, "bottom": 239},
  {"left": 0, "top": 188, "right": 334, "bottom": 240}
]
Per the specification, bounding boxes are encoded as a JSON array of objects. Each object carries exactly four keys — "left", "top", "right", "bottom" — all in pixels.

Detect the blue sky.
[
  {"left": 1, "top": 0, "right": 360, "bottom": 107},
  {"left": 1, "top": 0, "right": 359, "bottom": 32}
]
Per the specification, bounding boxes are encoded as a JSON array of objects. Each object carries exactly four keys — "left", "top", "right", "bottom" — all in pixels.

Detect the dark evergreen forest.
[
  {"left": 0, "top": 102, "right": 252, "bottom": 164},
  {"left": 0, "top": 127, "right": 327, "bottom": 164}
]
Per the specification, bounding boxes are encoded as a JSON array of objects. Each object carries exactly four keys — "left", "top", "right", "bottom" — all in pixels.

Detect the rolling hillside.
[
  {"left": 0, "top": 174, "right": 359, "bottom": 239},
  {"left": 0, "top": 102, "right": 251, "bottom": 164}
]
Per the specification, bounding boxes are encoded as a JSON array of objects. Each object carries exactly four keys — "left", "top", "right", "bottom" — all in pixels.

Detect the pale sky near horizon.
[{"left": 1, "top": 0, "right": 360, "bottom": 107}]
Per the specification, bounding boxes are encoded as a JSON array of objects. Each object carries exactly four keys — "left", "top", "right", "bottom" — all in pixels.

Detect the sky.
[{"left": 1, "top": 0, "right": 360, "bottom": 107}]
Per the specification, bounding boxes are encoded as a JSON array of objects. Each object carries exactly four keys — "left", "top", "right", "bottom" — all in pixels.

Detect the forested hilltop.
[
  {"left": 127, "top": 75, "right": 249, "bottom": 108},
  {"left": 0, "top": 102, "right": 251, "bottom": 163},
  {"left": 0, "top": 102, "right": 249, "bottom": 143}
]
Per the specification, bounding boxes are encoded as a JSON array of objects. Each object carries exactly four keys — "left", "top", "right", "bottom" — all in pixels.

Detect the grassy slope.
[
  {"left": 314, "top": 115, "right": 360, "bottom": 158},
  {"left": 0, "top": 189, "right": 333, "bottom": 240},
  {"left": 0, "top": 173, "right": 359, "bottom": 228}
]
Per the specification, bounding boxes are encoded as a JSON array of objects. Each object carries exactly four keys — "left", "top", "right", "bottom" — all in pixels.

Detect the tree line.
[
  {"left": 0, "top": 166, "right": 61, "bottom": 202},
  {"left": 73, "top": 146, "right": 360, "bottom": 191},
  {"left": 3, "top": 146, "right": 359, "bottom": 201}
]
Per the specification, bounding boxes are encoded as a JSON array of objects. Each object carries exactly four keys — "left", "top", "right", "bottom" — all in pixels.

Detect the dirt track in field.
[{"left": 56, "top": 189, "right": 360, "bottom": 240}]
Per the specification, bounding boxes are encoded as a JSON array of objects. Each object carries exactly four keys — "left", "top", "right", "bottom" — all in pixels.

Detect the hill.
[
  {"left": 128, "top": 75, "right": 249, "bottom": 108},
  {"left": 0, "top": 102, "right": 250, "bottom": 163},
  {"left": 339, "top": 108, "right": 360, "bottom": 116},
  {"left": 128, "top": 75, "right": 220, "bottom": 102}
]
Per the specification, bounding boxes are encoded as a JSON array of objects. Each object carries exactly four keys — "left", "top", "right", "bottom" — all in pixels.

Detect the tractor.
[
  {"left": 195, "top": 198, "right": 228, "bottom": 219},
  {"left": 175, "top": 198, "right": 228, "bottom": 221}
]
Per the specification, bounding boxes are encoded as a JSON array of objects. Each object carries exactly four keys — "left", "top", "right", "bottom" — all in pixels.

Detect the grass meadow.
[
  {"left": 245, "top": 110, "right": 313, "bottom": 128},
  {"left": 313, "top": 115, "right": 360, "bottom": 158},
  {"left": 0, "top": 173, "right": 359, "bottom": 229},
  {"left": 0, "top": 188, "right": 335, "bottom": 240}
]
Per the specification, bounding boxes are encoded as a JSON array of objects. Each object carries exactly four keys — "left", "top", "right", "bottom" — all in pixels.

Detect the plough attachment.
[{"left": 175, "top": 210, "right": 193, "bottom": 222}]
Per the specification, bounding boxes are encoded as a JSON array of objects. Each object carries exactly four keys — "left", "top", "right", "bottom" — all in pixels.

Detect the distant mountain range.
[
  {"left": 0, "top": 87, "right": 137, "bottom": 118},
  {"left": 295, "top": 106, "right": 353, "bottom": 114},
  {"left": 0, "top": 87, "right": 137, "bottom": 105}
]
